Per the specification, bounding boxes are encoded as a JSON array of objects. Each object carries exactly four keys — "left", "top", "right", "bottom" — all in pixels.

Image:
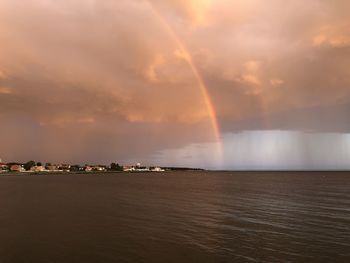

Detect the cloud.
[
  {"left": 0, "top": 0, "right": 211, "bottom": 126},
  {"left": 0, "top": 0, "right": 350, "bottom": 167},
  {"left": 150, "top": 0, "right": 212, "bottom": 26},
  {"left": 313, "top": 29, "right": 350, "bottom": 48},
  {"left": 0, "top": 70, "right": 7, "bottom": 79},
  {"left": 270, "top": 79, "right": 284, "bottom": 87},
  {"left": 144, "top": 54, "right": 165, "bottom": 82},
  {"left": 0, "top": 87, "right": 13, "bottom": 94}
]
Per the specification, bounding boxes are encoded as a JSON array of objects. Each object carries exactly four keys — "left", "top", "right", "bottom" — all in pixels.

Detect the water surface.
[{"left": 0, "top": 172, "right": 349, "bottom": 262}]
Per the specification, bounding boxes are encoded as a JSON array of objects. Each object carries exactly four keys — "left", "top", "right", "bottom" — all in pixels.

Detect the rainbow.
[{"left": 145, "top": 1, "right": 223, "bottom": 158}]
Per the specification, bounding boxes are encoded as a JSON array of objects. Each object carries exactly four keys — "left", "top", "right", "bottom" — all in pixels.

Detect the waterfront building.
[
  {"left": 10, "top": 164, "right": 25, "bottom": 172},
  {"left": 123, "top": 166, "right": 134, "bottom": 172},
  {"left": 84, "top": 166, "right": 93, "bottom": 172},
  {"left": 57, "top": 164, "right": 71, "bottom": 172},
  {"left": 92, "top": 166, "right": 106, "bottom": 172},
  {"left": 30, "top": 166, "right": 46, "bottom": 172},
  {"left": 0, "top": 162, "right": 9, "bottom": 172},
  {"left": 151, "top": 167, "right": 165, "bottom": 172},
  {"left": 46, "top": 165, "right": 58, "bottom": 171}
]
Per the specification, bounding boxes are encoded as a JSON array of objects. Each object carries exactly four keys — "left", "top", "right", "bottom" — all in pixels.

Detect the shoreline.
[{"left": 1, "top": 170, "right": 349, "bottom": 177}]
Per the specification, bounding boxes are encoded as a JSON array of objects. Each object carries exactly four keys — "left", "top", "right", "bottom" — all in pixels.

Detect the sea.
[{"left": 0, "top": 172, "right": 349, "bottom": 263}]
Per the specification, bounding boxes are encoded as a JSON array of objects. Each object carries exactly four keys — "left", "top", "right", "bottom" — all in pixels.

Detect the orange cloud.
[
  {"left": 0, "top": 70, "right": 7, "bottom": 79},
  {"left": 144, "top": 54, "right": 165, "bottom": 82},
  {"left": 150, "top": 0, "right": 212, "bottom": 26},
  {"left": 0, "top": 87, "right": 13, "bottom": 94},
  {"left": 0, "top": 0, "right": 350, "bottom": 164}
]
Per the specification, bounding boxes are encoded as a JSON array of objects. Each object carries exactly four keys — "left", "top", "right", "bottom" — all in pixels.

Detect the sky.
[{"left": 0, "top": 0, "right": 350, "bottom": 169}]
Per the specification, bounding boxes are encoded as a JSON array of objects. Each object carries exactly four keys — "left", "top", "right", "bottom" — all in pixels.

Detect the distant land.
[{"left": 0, "top": 159, "right": 205, "bottom": 174}]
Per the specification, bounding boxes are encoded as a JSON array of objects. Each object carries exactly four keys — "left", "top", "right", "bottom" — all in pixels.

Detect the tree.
[
  {"left": 70, "top": 165, "right": 81, "bottom": 172},
  {"left": 24, "top": 161, "right": 36, "bottom": 171},
  {"left": 110, "top": 163, "right": 122, "bottom": 171},
  {"left": 110, "top": 163, "right": 117, "bottom": 170},
  {"left": 36, "top": 162, "right": 42, "bottom": 166}
]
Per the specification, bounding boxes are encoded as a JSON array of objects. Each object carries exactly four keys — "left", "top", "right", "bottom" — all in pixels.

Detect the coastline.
[{"left": 1, "top": 170, "right": 349, "bottom": 177}]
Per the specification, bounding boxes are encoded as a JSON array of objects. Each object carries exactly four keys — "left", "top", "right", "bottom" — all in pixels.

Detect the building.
[
  {"left": 30, "top": 166, "right": 46, "bottom": 172},
  {"left": 151, "top": 167, "right": 165, "bottom": 172},
  {"left": 135, "top": 167, "right": 150, "bottom": 172},
  {"left": 57, "top": 164, "right": 71, "bottom": 172},
  {"left": 10, "top": 164, "right": 25, "bottom": 172},
  {"left": 84, "top": 166, "right": 93, "bottom": 172},
  {"left": 123, "top": 163, "right": 151, "bottom": 172},
  {"left": 46, "top": 165, "right": 58, "bottom": 171},
  {"left": 0, "top": 163, "right": 9, "bottom": 172},
  {"left": 92, "top": 166, "right": 106, "bottom": 172},
  {"left": 123, "top": 166, "right": 135, "bottom": 172}
]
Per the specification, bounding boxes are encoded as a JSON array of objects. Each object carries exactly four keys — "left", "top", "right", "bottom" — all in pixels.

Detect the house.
[
  {"left": 57, "top": 164, "right": 71, "bottom": 172},
  {"left": 84, "top": 166, "right": 93, "bottom": 172},
  {"left": 30, "top": 166, "right": 46, "bottom": 172},
  {"left": 123, "top": 164, "right": 151, "bottom": 172},
  {"left": 151, "top": 167, "right": 165, "bottom": 172},
  {"left": 10, "top": 164, "right": 25, "bottom": 172},
  {"left": 92, "top": 166, "right": 106, "bottom": 172},
  {"left": 0, "top": 163, "right": 9, "bottom": 172},
  {"left": 123, "top": 166, "right": 135, "bottom": 172},
  {"left": 135, "top": 167, "right": 150, "bottom": 172},
  {"left": 46, "top": 165, "right": 58, "bottom": 171}
]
